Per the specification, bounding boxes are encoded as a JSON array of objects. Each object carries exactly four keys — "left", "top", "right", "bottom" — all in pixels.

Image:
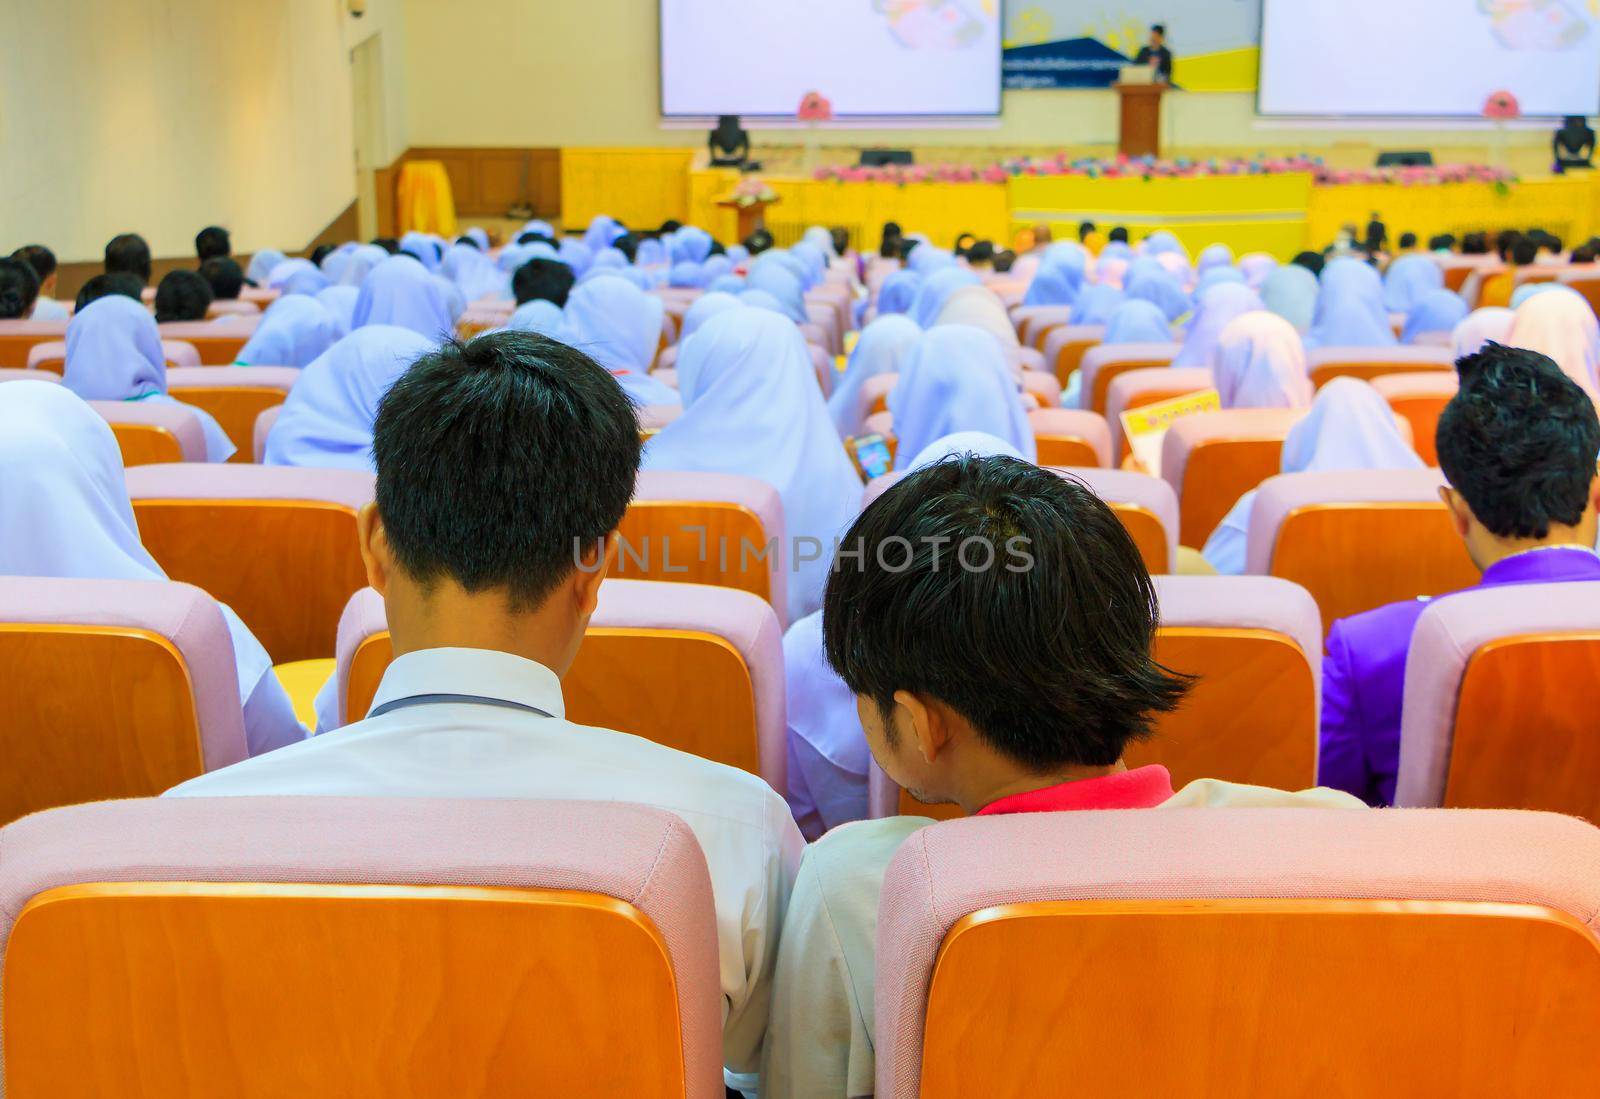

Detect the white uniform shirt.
[{"left": 168, "top": 646, "right": 805, "bottom": 1082}]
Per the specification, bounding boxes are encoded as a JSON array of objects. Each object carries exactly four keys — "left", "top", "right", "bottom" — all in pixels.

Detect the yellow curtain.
[{"left": 396, "top": 160, "right": 458, "bottom": 237}]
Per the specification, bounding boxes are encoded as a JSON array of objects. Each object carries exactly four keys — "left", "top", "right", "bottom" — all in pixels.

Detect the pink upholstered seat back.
[
  {"left": 1153, "top": 574, "right": 1322, "bottom": 677},
  {"left": 1027, "top": 408, "right": 1112, "bottom": 467},
  {"left": 874, "top": 809, "right": 1600, "bottom": 1099},
  {"left": 1079, "top": 342, "right": 1182, "bottom": 409},
  {"left": 1104, "top": 366, "right": 1215, "bottom": 459},
  {"left": 1397, "top": 581, "right": 1600, "bottom": 810},
  {"left": 0, "top": 797, "right": 725, "bottom": 1097},
  {"left": 253, "top": 405, "right": 282, "bottom": 463},
  {"left": 0, "top": 369, "right": 60, "bottom": 384},
  {"left": 1160, "top": 409, "right": 1305, "bottom": 495},
  {"left": 88, "top": 400, "right": 209, "bottom": 463},
  {"left": 206, "top": 299, "right": 261, "bottom": 318},
  {"left": 124, "top": 462, "right": 375, "bottom": 508},
  {"left": 166, "top": 365, "right": 300, "bottom": 394},
  {"left": 1243, "top": 467, "right": 1449, "bottom": 576}
]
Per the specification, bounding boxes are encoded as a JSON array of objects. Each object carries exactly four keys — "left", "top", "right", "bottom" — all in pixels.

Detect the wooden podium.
[
  {"left": 716, "top": 196, "right": 780, "bottom": 241},
  {"left": 1115, "top": 83, "right": 1167, "bottom": 159}
]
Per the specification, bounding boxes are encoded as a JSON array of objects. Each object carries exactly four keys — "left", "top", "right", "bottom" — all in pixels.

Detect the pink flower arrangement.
[{"left": 811, "top": 153, "right": 1515, "bottom": 188}]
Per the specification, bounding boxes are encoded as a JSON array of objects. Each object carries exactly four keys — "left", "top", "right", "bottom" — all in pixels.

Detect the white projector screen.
[
  {"left": 1259, "top": 0, "right": 1600, "bottom": 117},
  {"left": 660, "top": 0, "right": 1002, "bottom": 118}
]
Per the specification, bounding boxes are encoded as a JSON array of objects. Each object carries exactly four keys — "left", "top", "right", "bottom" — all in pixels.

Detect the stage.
[{"left": 557, "top": 149, "right": 1600, "bottom": 259}]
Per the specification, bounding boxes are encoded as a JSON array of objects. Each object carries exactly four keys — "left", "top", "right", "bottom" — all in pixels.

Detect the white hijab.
[{"left": 1508, "top": 287, "right": 1600, "bottom": 399}]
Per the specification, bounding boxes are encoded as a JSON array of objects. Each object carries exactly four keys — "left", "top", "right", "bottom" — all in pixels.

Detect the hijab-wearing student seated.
[
  {"left": 166, "top": 332, "right": 802, "bottom": 1093},
  {"left": 761, "top": 456, "right": 1361, "bottom": 1099},
  {"left": 0, "top": 383, "right": 304, "bottom": 756}
]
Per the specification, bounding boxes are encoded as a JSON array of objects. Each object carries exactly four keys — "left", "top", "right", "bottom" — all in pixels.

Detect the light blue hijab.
[
  {"left": 1071, "top": 284, "right": 1126, "bottom": 326},
  {"left": 708, "top": 275, "right": 746, "bottom": 295},
  {"left": 264, "top": 326, "right": 434, "bottom": 471},
  {"left": 558, "top": 238, "right": 593, "bottom": 276},
  {"left": 316, "top": 286, "right": 360, "bottom": 336},
  {"left": 337, "top": 245, "right": 388, "bottom": 287},
  {"left": 62, "top": 296, "right": 235, "bottom": 461},
  {"left": 828, "top": 314, "right": 921, "bottom": 437},
  {"left": 636, "top": 238, "right": 667, "bottom": 267},
  {"left": 876, "top": 270, "right": 922, "bottom": 316},
  {"left": 399, "top": 232, "right": 442, "bottom": 272},
  {"left": 1403, "top": 290, "right": 1470, "bottom": 343},
  {"left": 1173, "top": 283, "right": 1264, "bottom": 369},
  {"left": 350, "top": 256, "right": 455, "bottom": 341},
  {"left": 1261, "top": 264, "right": 1320, "bottom": 333},
  {"left": 1312, "top": 258, "right": 1395, "bottom": 348},
  {"left": 583, "top": 215, "right": 624, "bottom": 251},
  {"left": 669, "top": 227, "right": 715, "bottom": 265},
  {"left": 910, "top": 267, "right": 981, "bottom": 328},
  {"left": 237, "top": 295, "right": 340, "bottom": 368},
  {"left": 1125, "top": 267, "right": 1191, "bottom": 321},
  {"left": 506, "top": 299, "right": 564, "bottom": 336},
  {"left": 681, "top": 292, "right": 744, "bottom": 339},
  {"left": 1383, "top": 254, "right": 1444, "bottom": 312},
  {"left": 1196, "top": 266, "right": 1245, "bottom": 294},
  {"left": 561, "top": 275, "right": 678, "bottom": 405},
  {"left": 669, "top": 261, "right": 707, "bottom": 289},
  {"left": 1196, "top": 243, "right": 1234, "bottom": 276},
  {"left": 441, "top": 243, "right": 508, "bottom": 302},
  {"left": 746, "top": 263, "right": 809, "bottom": 324},
  {"left": 1022, "top": 251, "right": 1086, "bottom": 307},
  {"left": 889, "top": 325, "right": 1036, "bottom": 468},
  {"left": 1102, "top": 300, "right": 1173, "bottom": 345},
  {"left": 284, "top": 268, "right": 331, "bottom": 297},
  {"left": 246, "top": 249, "right": 285, "bottom": 285},
  {"left": 643, "top": 308, "right": 860, "bottom": 623}
]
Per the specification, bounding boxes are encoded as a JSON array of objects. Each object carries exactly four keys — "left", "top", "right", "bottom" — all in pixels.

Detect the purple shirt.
[{"left": 1320, "top": 546, "right": 1600, "bottom": 805}]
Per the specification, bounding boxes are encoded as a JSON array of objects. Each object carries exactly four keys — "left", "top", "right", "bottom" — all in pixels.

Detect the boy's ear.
[
  {"left": 572, "top": 531, "right": 617, "bottom": 617},
  {"left": 895, "top": 690, "right": 952, "bottom": 764},
  {"left": 356, "top": 502, "right": 390, "bottom": 596}
]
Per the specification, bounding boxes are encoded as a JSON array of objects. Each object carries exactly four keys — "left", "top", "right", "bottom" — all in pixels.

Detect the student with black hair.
[
  {"left": 744, "top": 228, "right": 775, "bottom": 255},
  {"left": 878, "top": 221, "right": 903, "bottom": 259},
  {"left": 1397, "top": 232, "right": 1418, "bottom": 251},
  {"left": 1429, "top": 233, "right": 1456, "bottom": 253},
  {"left": 1461, "top": 231, "right": 1490, "bottom": 255},
  {"left": 165, "top": 330, "right": 802, "bottom": 1091},
  {"left": 0, "top": 257, "right": 40, "bottom": 319},
  {"left": 371, "top": 236, "right": 401, "bottom": 254},
  {"left": 611, "top": 232, "right": 640, "bottom": 263},
  {"left": 309, "top": 243, "right": 336, "bottom": 268},
  {"left": 74, "top": 272, "right": 144, "bottom": 312},
  {"left": 153, "top": 269, "right": 214, "bottom": 323},
  {"left": 1321, "top": 345, "right": 1600, "bottom": 806},
  {"left": 1108, "top": 225, "right": 1130, "bottom": 244},
  {"left": 763, "top": 455, "right": 1361, "bottom": 1098},
  {"left": 195, "top": 225, "right": 231, "bottom": 263},
  {"left": 511, "top": 257, "right": 575, "bottom": 308},
  {"left": 1292, "top": 249, "right": 1327, "bottom": 275},
  {"left": 10, "top": 244, "right": 69, "bottom": 319},
  {"left": 104, "top": 232, "right": 152, "bottom": 285},
  {"left": 200, "top": 257, "right": 245, "bottom": 301}
]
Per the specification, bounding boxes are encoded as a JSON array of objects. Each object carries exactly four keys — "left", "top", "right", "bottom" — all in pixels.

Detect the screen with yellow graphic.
[
  {"left": 661, "top": 0, "right": 1003, "bottom": 117},
  {"left": 1260, "top": 0, "right": 1600, "bottom": 116}
]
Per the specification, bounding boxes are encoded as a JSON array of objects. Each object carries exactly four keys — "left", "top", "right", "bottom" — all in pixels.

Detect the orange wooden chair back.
[
  {"left": 1566, "top": 276, "right": 1600, "bottom": 319},
  {"left": 1116, "top": 382, "right": 1213, "bottom": 463},
  {"left": 107, "top": 423, "right": 185, "bottom": 467},
  {"left": 1443, "top": 633, "right": 1600, "bottom": 820},
  {"left": 0, "top": 334, "right": 61, "bottom": 370},
  {"left": 1384, "top": 391, "right": 1449, "bottom": 465},
  {"left": 1310, "top": 359, "right": 1451, "bottom": 389},
  {"left": 178, "top": 334, "right": 252, "bottom": 365},
  {"left": 614, "top": 500, "right": 774, "bottom": 611},
  {"left": 166, "top": 384, "right": 290, "bottom": 463},
  {"left": 1442, "top": 266, "right": 1474, "bottom": 292},
  {"left": 1111, "top": 505, "right": 1169, "bottom": 575},
  {"left": 1270, "top": 502, "right": 1479, "bottom": 627},
  {"left": 1051, "top": 336, "right": 1101, "bottom": 388},
  {"left": 894, "top": 625, "right": 1312, "bottom": 819},
  {"left": 1177, "top": 438, "right": 1284, "bottom": 549},
  {"left": 0, "top": 626, "right": 204, "bottom": 826},
  {"left": 4, "top": 882, "right": 689, "bottom": 1098},
  {"left": 1091, "top": 355, "right": 1181, "bottom": 415},
  {"left": 918, "top": 898, "right": 1600, "bottom": 1098},
  {"left": 132, "top": 499, "right": 368, "bottom": 663},
  {"left": 1032, "top": 433, "right": 1101, "bottom": 469},
  {"left": 345, "top": 627, "right": 762, "bottom": 777}
]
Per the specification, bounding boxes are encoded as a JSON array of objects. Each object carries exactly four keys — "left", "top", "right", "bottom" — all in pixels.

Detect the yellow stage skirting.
[{"left": 561, "top": 149, "right": 1600, "bottom": 259}]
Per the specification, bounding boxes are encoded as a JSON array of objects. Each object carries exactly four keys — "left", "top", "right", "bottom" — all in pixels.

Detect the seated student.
[
  {"left": 152, "top": 269, "right": 214, "bottom": 323},
  {"left": 73, "top": 271, "right": 143, "bottom": 312},
  {"left": 166, "top": 331, "right": 803, "bottom": 1090},
  {"left": 1321, "top": 344, "right": 1600, "bottom": 806},
  {"left": 104, "top": 232, "right": 152, "bottom": 286},
  {"left": 10, "top": 245, "right": 69, "bottom": 320},
  {"left": 0, "top": 382, "right": 303, "bottom": 756},
  {"left": 201, "top": 256, "right": 246, "bottom": 302},
  {"left": 762, "top": 455, "right": 1362, "bottom": 1098},
  {"left": 1396, "top": 232, "right": 1419, "bottom": 252},
  {"left": 1480, "top": 237, "right": 1536, "bottom": 308},
  {"left": 511, "top": 257, "right": 575, "bottom": 308},
  {"left": 1429, "top": 234, "right": 1457, "bottom": 254},
  {"left": 195, "top": 225, "right": 231, "bottom": 264},
  {"left": 0, "top": 256, "right": 40, "bottom": 320}
]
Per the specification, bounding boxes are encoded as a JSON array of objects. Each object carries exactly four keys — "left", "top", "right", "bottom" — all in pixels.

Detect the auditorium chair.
[
  {"left": 862, "top": 465, "right": 1175, "bottom": 575},
  {"left": 0, "top": 368, "right": 60, "bottom": 385},
  {"left": 239, "top": 285, "right": 280, "bottom": 306},
  {"left": 0, "top": 798, "right": 725, "bottom": 1098},
  {"left": 869, "top": 574, "right": 1321, "bottom": 820},
  {"left": 90, "top": 400, "right": 209, "bottom": 465},
  {"left": 0, "top": 319, "right": 68, "bottom": 369},
  {"left": 1371, "top": 372, "right": 1459, "bottom": 465},
  {"left": 206, "top": 298, "right": 260, "bottom": 318},
  {"left": 1039, "top": 324, "right": 1107, "bottom": 388},
  {"left": 26, "top": 339, "right": 201, "bottom": 373},
  {"left": 1078, "top": 342, "right": 1183, "bottom": 415},
  {"left": 1561, "top": 271, "right": 1600, "bottom": 318},
  {"left": 861, "top": 409, "right": 1111, "bottom": 471},
  {"left": 619, "top": 470, "right": 788, "bottom": 624},
  {"left": 166, "top": 366, "right": 299, "bottom": 463},
  {"left": 1246, "top": 467, "right": 1479, "bottom": 628},
  {"left": 155, "top": 320, "right": 258, "bottom": 365},
  {"left": 253, "top": 405, "right": 281, "bottom": 462},
  {"left": 1105, "top": 367, "right": 1216, "bottom": 462},
  {"left": 872, "top": 809, "right": 1600, "bottom": 1098},
  {"left": 0, "top": 577, "right": 249, "bottom": 826},
  {"left": 125, "top": 464, "right": 375, "bottom": 662},
  {"left": 455, "top": 307, "right": 511, "bottom": 340},
  {"left": 1306, "top": 346, "right": 1454, "bottom": 389},
  {"left": 638, "top": 403, "right": 682, "bottom": 441},
  {"left": 1008, "top": 305, "right": 1073, "bottom": 348},
  {"left": 1161, "top": 409, "right": 1305, "bottom": 548},
  {"left": 330, "top": 580, "right": 787, "bottom": 793},
  {"left": 1397, "top": 581, "right": 1600, "bottom": 820}
]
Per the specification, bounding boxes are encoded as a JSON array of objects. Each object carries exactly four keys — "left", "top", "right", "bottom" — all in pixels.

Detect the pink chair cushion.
[
  {"left": 0, "top": 796, "right": 724, "bottom": 1097},
  {"left": 206, "top": 300, "right": 261, "bottom": 318},
  {"left": 1019, "top": 369, "right": 1059, "bottom": 408},
  {"left": 1153, "top": 574, "right": 1323, "bottom": 696},
  {"left": 1410, "top": 331, "right": 1453, "bottom": 348},
  {"left": 158, "top": 318, "right": 261, "bottom": 339},
  {"left": 253, "top": 406, "right": 282, "bottom": 463},
  {"left": 1037, "top": 325, "right": 1105, "bottom": 368},
  {"left": 160, "top": 340, "right": 201, "bottom": 367},
  {"left": 1105, "top": 366, "right": 1216, "bottom": 457},
  {"left": 0, "top": 576, "right": 248, "bottom": 770},
  {"left": 651, "top": 368, "right": 680, "bottom": 390},
  {"left": 239, "top": 286, "right": 281, "bottom": 305},
  {"left": 1160, "top": 409, "right": 1306, "bottom": 498},
  {"left": 1079, "top": 342, "right": 1183, "bottom": 392},
  {"left": 1009, "top": 305, "right": 1074, "bottom": 342},
  {"left": 1369, "top": 372, "right": 1461, "bottom": 402},
  {"left": 1307, "top": 346, "right": 1455, "bottom": 373},
  {"left": 1244, "top": 468, "right": 1448, "bottom": 576},
  {"left": 0, "top": 320, "right": 69, "bottom": 338},
  {"left": 809, "top": 343, "right": 834, "bottom": 397},
  {"left": 24, "top": 342, "right": 66, "bottom": 370},
  {"left": 330, "top": 580, "right": 788, "bottom": 794},
  {"left": 1396, "top": 581, "right": 1600, "bottom": 807},
  {"left": 1028, "top": 408, "right": 1113, "bottom": 467},
  {"left": 632, "top": 469, "right": 789, "bottom": 626},
  {"left": 863, "top": 410, "right": 894, "bottom": 438},
  {"left": 1068, "top": 468, "right": 1180, "bottom": 568},
  {"left": 639, "top": 403, "right": 683, "bottom": 433},
  {"left": 656, "top": 344, "right": 680, "bottom": 372},
  {"left": 124, "top": 462, "right": 375, "bottom": 510},
  {"left": 166, "top": 365, "right": 301, "bottom": 393},
  {"left": 874, "top": 808, "right": 1600, "bottom": 1099},
  {"left": 1012, "top": 347, "right": 1048, "bottom": 375},
  {"left": 88, "top": 401, "right": 208, "bottom": 462},
  {"left": 0, "top": 368, "right": 60, "bottom": 384}
]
